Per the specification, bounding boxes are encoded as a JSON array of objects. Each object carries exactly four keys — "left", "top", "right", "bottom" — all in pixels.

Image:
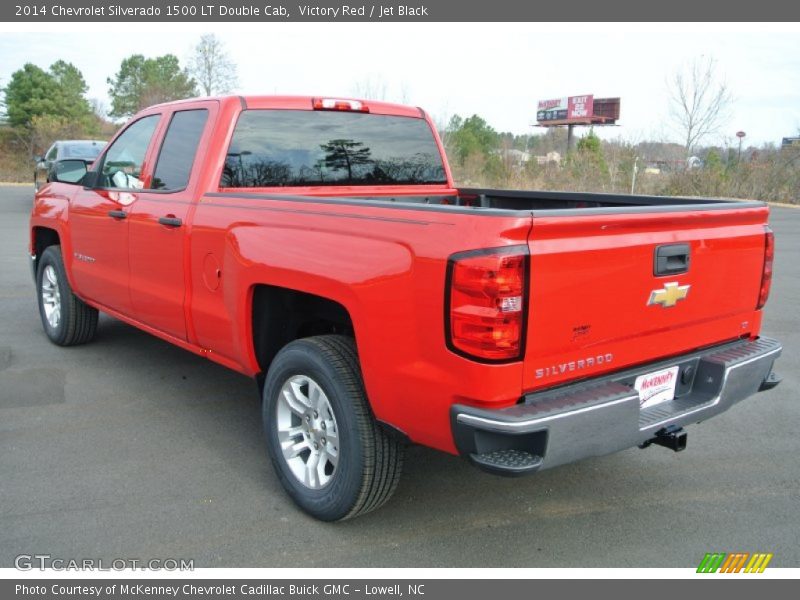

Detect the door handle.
[
  {"left": 108, "top": 210, "right": 127, "bottom": 220},
  {"left": 158, "top": 216, "right": 183, "bottom": 228}
]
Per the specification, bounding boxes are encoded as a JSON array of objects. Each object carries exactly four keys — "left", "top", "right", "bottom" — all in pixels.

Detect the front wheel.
[
  {"left": 36, "top": 245, "right": 98, "bottom": 346},
  {"left": 263, "top": 335, "right": 404, "bottom": 521}
]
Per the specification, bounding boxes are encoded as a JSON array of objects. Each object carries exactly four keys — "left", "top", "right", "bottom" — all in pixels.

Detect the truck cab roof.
[{"left": 147, "top": 95, "right": 425, "bottom": 118}]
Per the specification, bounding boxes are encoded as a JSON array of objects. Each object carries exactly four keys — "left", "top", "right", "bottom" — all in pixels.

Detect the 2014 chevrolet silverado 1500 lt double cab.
[{"left": 30, "top": 96, "right": 782, "bottom": 520}]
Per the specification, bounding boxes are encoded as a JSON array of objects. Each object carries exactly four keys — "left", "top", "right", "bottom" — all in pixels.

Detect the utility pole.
[{"left": 736, "top": 131, "right": 746, "bottom": 163}]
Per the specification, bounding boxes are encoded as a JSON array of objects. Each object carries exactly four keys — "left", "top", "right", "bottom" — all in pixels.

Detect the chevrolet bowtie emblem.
[{"left": 648, "top": 282, "right": 690, "bottom": 308}]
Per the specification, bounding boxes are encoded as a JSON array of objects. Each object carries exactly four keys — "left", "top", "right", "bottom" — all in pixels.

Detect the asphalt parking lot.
[{"left": 1, "top": 184, "right": 798, "bottom": 568}]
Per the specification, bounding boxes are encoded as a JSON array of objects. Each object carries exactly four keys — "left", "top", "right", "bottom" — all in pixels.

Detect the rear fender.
[{"left": 226, "top": 223, "right": 413, "bottom": 411}]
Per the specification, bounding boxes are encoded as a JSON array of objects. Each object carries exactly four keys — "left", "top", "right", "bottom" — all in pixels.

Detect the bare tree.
[
  {"left": 351, "top": 76, "right": 413, "bottom": 105},
  {"left": 189, "top": 34, "right": 239, "bottom": 96},
  {"left": 89, "top": 98, "right": 108, "bottom": 120},
  {"left": 430, "top": 107, "right": 454, "bottom": 149},
  {"left": 398, "top": 82, "right": 411, "bottom": 104},
  {"left": 668, "top": 56, "right": 733, "bottom": 156},
  {"left": 351, "top": 75, "right": 387, "bottom": 101}
]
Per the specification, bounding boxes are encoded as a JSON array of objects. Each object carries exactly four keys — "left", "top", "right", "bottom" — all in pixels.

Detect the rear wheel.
[
  {"left": 36, "top": 245, "right": 98, "bottom": 346},
  {"left": 263, "top": 335, "right": 404, "bottom": 521}
]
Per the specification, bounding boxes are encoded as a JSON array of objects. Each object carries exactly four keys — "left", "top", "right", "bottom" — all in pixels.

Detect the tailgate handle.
[{"left": 654, "top": 244, "right": 690, "bottom": 276}]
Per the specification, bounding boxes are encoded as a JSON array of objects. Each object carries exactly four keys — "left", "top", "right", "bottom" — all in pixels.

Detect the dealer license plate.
[{"left": 635, "top": 366, "right": 680, "bottom": 410}]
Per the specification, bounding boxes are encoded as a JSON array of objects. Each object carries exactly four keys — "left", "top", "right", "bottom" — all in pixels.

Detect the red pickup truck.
[{"left": 30, "top": 95, "right": 782, "bottom": 521}]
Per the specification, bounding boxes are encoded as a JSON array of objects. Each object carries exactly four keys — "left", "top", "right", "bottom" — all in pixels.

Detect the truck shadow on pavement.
[{"left": 84, "top": 316, "right": 636, "bottom": 522}]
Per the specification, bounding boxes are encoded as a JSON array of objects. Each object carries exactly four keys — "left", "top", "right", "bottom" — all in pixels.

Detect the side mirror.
[
  {"left": 34, "top": 155, "right": 44, "bottom": 164},
  {"left": 49, "top": 159, "right": 88, "bottom": 185}
]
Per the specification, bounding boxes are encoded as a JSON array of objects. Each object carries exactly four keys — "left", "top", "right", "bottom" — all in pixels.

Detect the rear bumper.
[{"left": 451, "top": 337, "right": 782, "bottom": 475}]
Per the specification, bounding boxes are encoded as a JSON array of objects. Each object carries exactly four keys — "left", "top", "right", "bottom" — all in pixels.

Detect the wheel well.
[
  {"left": 252, "top": 285, "right": 355, "bottom": 377},
  {"left": 32, "top": 227, "right": 60, "bottom": 271}
]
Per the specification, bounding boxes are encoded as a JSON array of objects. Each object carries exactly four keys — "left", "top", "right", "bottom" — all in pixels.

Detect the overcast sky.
[{"left": 1, "top": 23, "right": 799, "bottom": 147}]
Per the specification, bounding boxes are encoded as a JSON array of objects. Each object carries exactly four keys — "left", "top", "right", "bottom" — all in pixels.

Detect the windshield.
[
  {"left": 222, "top": 110, "right": 447, "bottom": 187},
  {"left": 63, "top": 142, "right": 106, "bottom": 160}
]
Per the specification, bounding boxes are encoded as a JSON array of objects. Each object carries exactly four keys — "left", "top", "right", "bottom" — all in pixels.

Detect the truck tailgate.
[{"left": 522, "top": 204, "right": 770, "bottom": 392}]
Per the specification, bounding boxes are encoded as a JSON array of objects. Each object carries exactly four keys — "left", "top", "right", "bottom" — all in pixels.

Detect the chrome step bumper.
[{"left": 452, "top": 337, "right": 782, "bottom": 475}]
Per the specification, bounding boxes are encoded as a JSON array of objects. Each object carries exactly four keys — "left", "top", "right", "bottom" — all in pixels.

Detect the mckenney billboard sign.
[{"left": 537, "top": 95, "right": 594, "bottom": 123}]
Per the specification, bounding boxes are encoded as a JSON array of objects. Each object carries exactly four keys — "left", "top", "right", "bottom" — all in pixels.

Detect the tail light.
[
  {"left": 446, "top": 246, "right": 528, "bottom": 362},
  {"left": 312, "top": 98, "right": 369, "bottom": 112},
  {"left": 756, "top": 226, "right": 774, "bottom": 310}
]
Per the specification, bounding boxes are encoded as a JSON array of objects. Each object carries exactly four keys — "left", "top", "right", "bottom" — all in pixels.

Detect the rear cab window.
[
  {"left": 221, "top": 110, "right": 447, "bottom": 188},
  {"left": 63, "top": 142, "right": 105, "bottom": 161}
]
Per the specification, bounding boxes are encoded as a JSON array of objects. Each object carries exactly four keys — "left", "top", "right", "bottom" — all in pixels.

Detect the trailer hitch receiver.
[{"left": 640, "top": 425, "right": 687, "bottom": 452}]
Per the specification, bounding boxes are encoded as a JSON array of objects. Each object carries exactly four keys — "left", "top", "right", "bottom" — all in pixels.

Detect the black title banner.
[{"left": 4, "top": 0, "right": 800, "bottom": 22}]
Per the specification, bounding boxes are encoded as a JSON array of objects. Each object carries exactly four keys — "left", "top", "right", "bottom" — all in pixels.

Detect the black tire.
[
  {"left": 263, "top": 335, "right": 404, "bottom": 521},
  {"left": 36, "top": 245, "right": 98, "bottom": 346}
]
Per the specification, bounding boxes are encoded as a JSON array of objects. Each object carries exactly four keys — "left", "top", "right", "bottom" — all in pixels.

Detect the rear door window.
[
  {"left": 221, "top": 110, "right": 447, "bottom": 187},
  {"left": 151, "top": 109, "right": 209, "bottom": 191}
]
